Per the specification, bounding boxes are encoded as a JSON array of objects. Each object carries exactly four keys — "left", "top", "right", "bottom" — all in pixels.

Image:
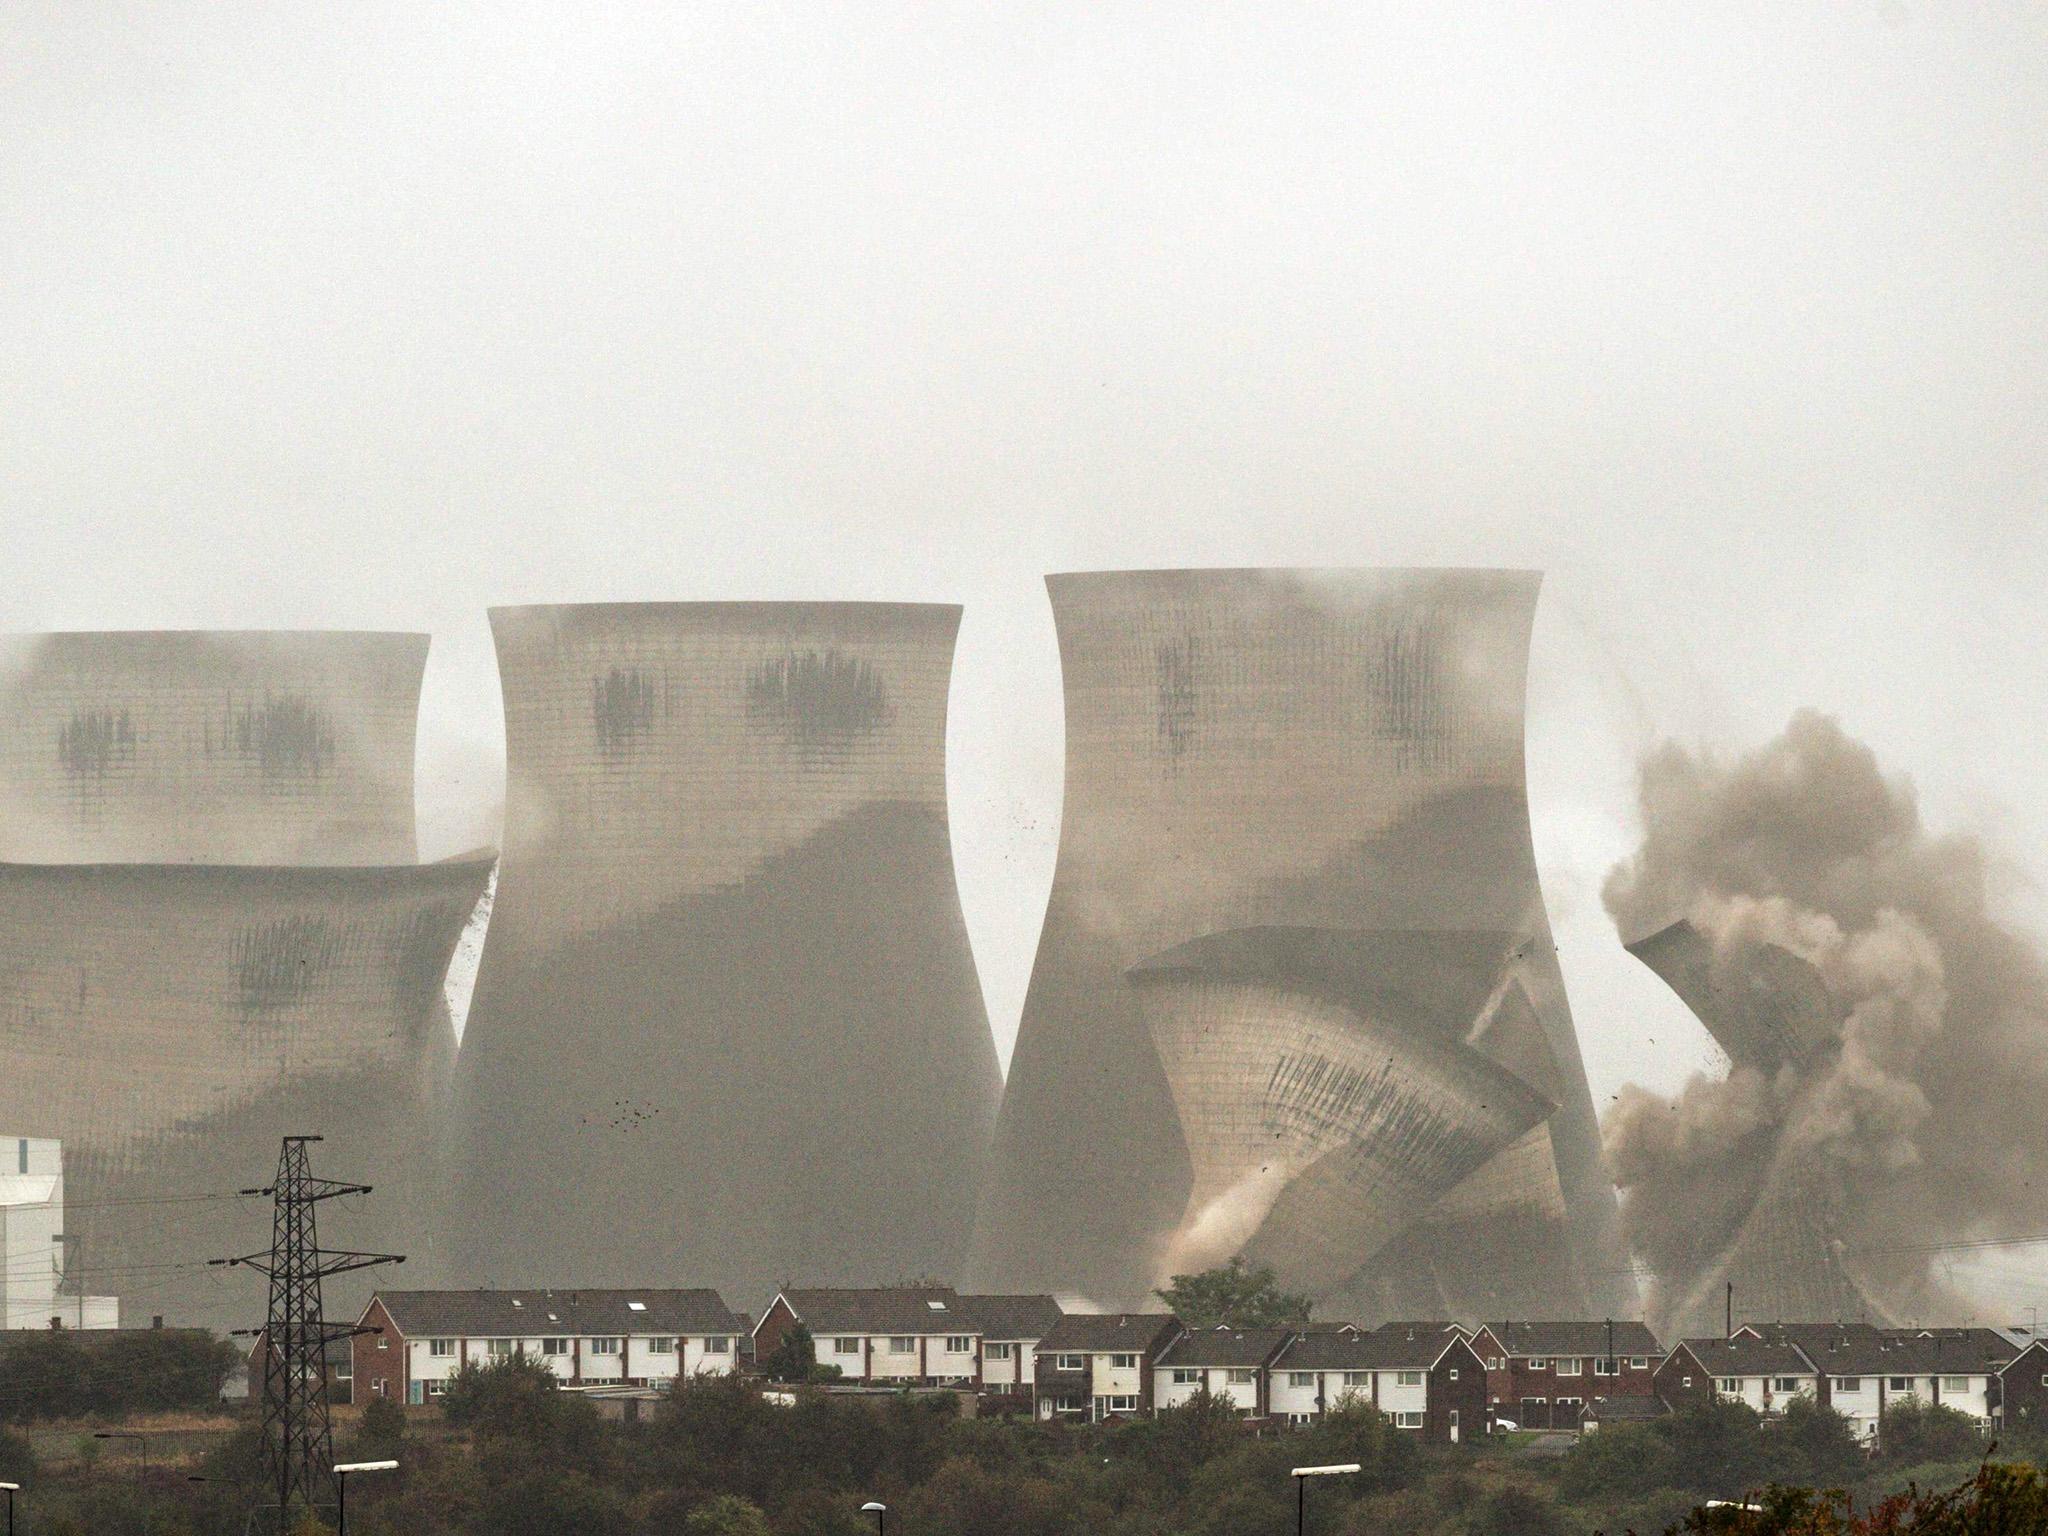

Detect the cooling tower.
[
  {"left": 0, "top": 630, "right": 427, "bottom": 865},
  {"left": 0, "top": 855, "right": 492, "bottom": 1332},
  {"left": 1625, "top": 919, "right": 1877, "bottom": 1338},
  {"left": 967, "top": 568, "right": 1632, "bottom": 1314},
  {"left": 445, "top": 603, "right": 1002, "bottom": 1300}
]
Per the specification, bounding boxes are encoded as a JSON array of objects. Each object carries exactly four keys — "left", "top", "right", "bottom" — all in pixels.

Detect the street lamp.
[
  {"left": 334, "top": 1460, "right": 399, "bottom": 1535},
  {"left": 1290, "top": 1462, "right": 1360, "bottom": 1536},
  {"left": 861, "top": 1499, "right": 887, "bottom": 1536},
  {"left": 1, "top": 1479, "right": 18, "bottom": 1536}
]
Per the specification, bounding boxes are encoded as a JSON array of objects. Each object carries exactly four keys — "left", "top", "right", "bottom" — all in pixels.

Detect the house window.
[
  {"left": 888, "top": 1337, "right": 917, "bottom": 1355},
  {"left": 986, "top": 1343, "right": 1013, "bottom": 1360},
  {"left": 1776, "top": 1378, "right": 1803, "bottom": 1393},
  {"left": 834, "top": 1338, "right": 860, "bottom": 1355},
  {"left": 1835, "top": 1377, "right": 1862, "bottom": 1391},
  {"left": 1449, "top": 1369, "right": 1459, "bottom": 1381},
  {"left": 1110, "top": 1354, "right": 1139, "bottom": 1369},
  {"left": 486, "top": 1339, "right": 515, "bottom": 1358},
  {"left": 590, "top": 1338, "right": 622, "bottom": 1356},
  {"left": 703, "top": 1337, "right": 731, "bottom": 1354},
  {"left": 647, "top": 1337, "right": 677, "bottom": 1355},
  {"left": 1289, "top": 1372, "right": 1316, "bottom": 1388},
  {"left": 428, "top": 1339, "right": 455, "bottom": 1358},
  {"left": 1594, "top": 1359, "right": 1617, "bottom": 1376},
  {"left": 376, "top": 1335, "right": 389, "bottom": 1351},
  {"left": 1342, "top": 1371, "right": 1370, "bottom": 1387},
  {"left": 1054, "top": 1354, "right": 1085, "bottom": 1371},
  {"left": 1718, "top": 1378, "right": 1740, "bottom": 1393},
  {"left": 425, "top": 1380, "right": 448, "bottom": 1397},
  {"left": 1889, "top": 1377, "right": 1910, "bottom": 1392},
  {"left": 1102, "top": 1395, "right": 1137, "bottom": 1413},
  {"left": 1394, "top": 1411, "right": 1423, "bottom": 1429},
  {"left": 1943, "top": 1377, "right": 1969, "bottom": 1393},
  {"left": 1171, "top": 1369, "right": 1201, "bottom": 1385},
  {"left": 1226, "top": 1369, "right": 1256, "bottom": 1385},
  {"left": 1288, "top": 1412, "right": 1316, "bottom": 1426},
  {"left": 1486, "top": 1357, "right": 1503, "bottom": 1371},
  {"left": 1683, "top": 1376, "right": 1693, "bottom": 1388},
  {"left": 946, "top": 1336, "right": 974, "bottom": 1354},
  {"left": 1557, "top": 1358, "right": 1582, "bottom": 1376},
  {"left": 1396, "top": 1370, "right": 1423, "bottom": 1387},
  {"left": 1629, "top": 1357, "right": 1649, "bottom": 1370},
  {"left": 372, "top": 1378, "right": 386, "bottom": 1397},
  {"left": 542, "top": 1338, "right": 569, "bottom": 1357},
  {"left": 1528, "top": 1358, "right": 1549, "bottom": 1371}
]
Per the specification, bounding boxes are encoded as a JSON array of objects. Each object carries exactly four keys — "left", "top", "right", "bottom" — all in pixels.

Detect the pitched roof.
[
  {"left": 1156, "top": 1326, "right": 1294, "bottom": 1369},
  {"left": 778, "top": 1287, "right": 968, "bottom": 1335},
  {"left": 1483, "top": 1321, "right": 1663, "bottom": 1358},
  {"left": 1040, "top": 1312, "right": 1181, "bottom": 1353},
  {"left": 960, "top": 1294, "right": 1063, "bottom": 1341},
  {"left": 1815, "top": 1329, "right": 2015, "bottom": 1377},
  {"left": 1680, "top": 1336, "right": 1817, "bottom": 1377},
  {"left": 1276, "top": 1328, "right": 1468, "bottom": 1372},
  {"left": 370, "top": 1289, "right": 744, "bottom": 1339}
]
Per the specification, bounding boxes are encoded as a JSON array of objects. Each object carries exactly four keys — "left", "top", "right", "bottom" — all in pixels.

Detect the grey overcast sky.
[{"left": 4, "top": 3, "right": 2045, "bottom": 1121}]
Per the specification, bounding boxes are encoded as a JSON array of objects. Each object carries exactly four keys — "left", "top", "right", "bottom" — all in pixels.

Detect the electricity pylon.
[{"left": 216, "top": 1135, "right": 402, "bottom": 1528}]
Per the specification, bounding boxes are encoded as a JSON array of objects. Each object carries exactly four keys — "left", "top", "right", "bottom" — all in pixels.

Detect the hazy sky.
[{"left": 5, "top": 3, "right": 2045, "bottom": 1128}]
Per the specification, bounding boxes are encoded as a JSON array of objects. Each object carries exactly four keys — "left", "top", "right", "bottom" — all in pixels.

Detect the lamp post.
[
  {"left": 1290, "top": 1462, "right": 1360, "bottom": 1536},
  {"left": 1, "top": 1479, "right": 18, "bottom": 1536},
  {"left": 861, "top": 1499, "right": 887, "bottom": 1536},
  {"left": 334, "top": 1460, "right": 398, "bottom": 1535}
]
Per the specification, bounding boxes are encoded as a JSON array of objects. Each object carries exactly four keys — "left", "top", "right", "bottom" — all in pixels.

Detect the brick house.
[
  {"left": 354, "top": 1289, "right": 746, "bottom": 1405},
  {"left": 1469, "top": 1321, "right": 1663, "bottom": 1430},
  {"left": 1268, "top": 1323, "right": 1486, "bottom": 1442},
  {"left": 1152, "top": 1326, "right": 1293, "bottom": 1416},
  {"left": 1653, "top": 1342, "right": 1718, "bottom": 1412},
  {"left": 1034, "top": 1313, "right": 1183, "bottom": 1421},
  {"left": 1998, "top": 1341, "right": 2048, "bottom": 1436}
]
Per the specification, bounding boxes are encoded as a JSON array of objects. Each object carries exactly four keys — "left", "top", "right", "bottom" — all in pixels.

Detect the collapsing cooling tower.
[
  {"left": 446, "top": 603, "right": 1002, "bottom": 1301},
  {"left": 0, "top": 855, "right": 492, "bottom": 1332},
  {"left": 967, "top": 569, "right": 1633, "bottom": 1315},
  {"left": 1624, "top": 920, "right": 1871, "bottom": 1338},
  {"left": 0, "top": 630, "right": 428, "bottom": 865}
]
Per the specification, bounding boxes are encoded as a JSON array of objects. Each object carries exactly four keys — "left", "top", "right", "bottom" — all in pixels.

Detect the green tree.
[
  {"left": 1153, "top": 1257, "right": 1311, "bottom": 1329},
  {"left": 1771, "top": 1395, "right": 1863, "bottom": 1489},
  {"left": 763, "top": 1323, "right": 819, "bottom": 1383},
  {"left": 685, "top": 1493, "right": 774, "bottom": 1536}
]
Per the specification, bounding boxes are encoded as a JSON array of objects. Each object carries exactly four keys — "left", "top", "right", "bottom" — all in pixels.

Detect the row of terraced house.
[{"left": 347, "top": 1288, "right": 2048, "bottom": 1447}]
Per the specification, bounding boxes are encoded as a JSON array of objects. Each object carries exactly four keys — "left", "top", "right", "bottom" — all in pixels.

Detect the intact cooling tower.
[
  {"left": 967, "top": 569, "right": 1632, "bottom": 1315},
  {"left": 0, "top": 855, "right": 492, "bottom": 1332},
  {"left": 0, "top": 630, "right": 427, "bottom": 865},
  {"left": 446, "top": 603, "right": 1002, "bottom": 1300}
]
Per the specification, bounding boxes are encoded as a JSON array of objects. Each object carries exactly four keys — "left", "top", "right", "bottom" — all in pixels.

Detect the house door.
[{"left": 1449, "top": 1409, "right": 1460, "bottom": 1444}]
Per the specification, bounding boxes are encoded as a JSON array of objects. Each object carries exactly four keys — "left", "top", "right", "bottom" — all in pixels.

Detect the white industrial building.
[{"left": 0, "top": 1136, "right": 118, "bottom": 1330}]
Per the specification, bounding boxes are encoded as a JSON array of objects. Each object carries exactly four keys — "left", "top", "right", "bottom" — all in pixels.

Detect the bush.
[{"left": 1877, "top": 1399, "right": 1983, "bottom": 1465}]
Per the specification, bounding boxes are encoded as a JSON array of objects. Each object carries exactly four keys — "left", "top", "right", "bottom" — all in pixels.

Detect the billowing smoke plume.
[{"left": 1604, "top": 710, "right": 2048, "bottom": 1332}]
